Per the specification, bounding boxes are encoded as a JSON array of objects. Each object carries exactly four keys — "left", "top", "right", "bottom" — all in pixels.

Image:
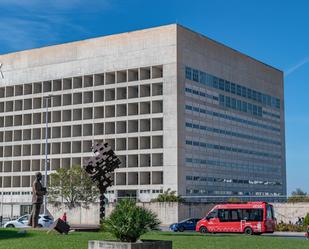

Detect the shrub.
[
  {"left": 103, "top": 199, "right": 160, "bottom": 242},
  {"left": 304, "top": 213, "right": 309, "bottom": 227},
  {"left": 275, "top": 223, "right": 306, "bottom": 232},
  {"left": 152, "top": 188, "right": 184, "bottom": 202}
]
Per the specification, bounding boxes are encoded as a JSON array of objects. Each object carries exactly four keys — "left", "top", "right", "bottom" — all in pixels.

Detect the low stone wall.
[
  {"left": 47, "top": 203, "right": 100, "bottom": 225},
  {"left": 46, "top": 202, "right": 309, "bottom": 226},
  {"left": 272, "top": 202, "right": 309, "bottom": 224}
]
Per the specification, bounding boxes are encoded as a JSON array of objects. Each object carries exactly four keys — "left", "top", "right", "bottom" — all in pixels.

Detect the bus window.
[
  {"left": 266, "top": 205, "right": 274, "bottom": 220},
  {"left": 218, "top": 209, "right": 229, "bottom": 222},
  {"left": 206, "top": 210, "right": 218, "bottom": 220},
  {"left": 230, "top": 209, "right": 241, "bottom": 222},
  {"left": 241, "top": 209, "right": 263, "bottom": 221}
]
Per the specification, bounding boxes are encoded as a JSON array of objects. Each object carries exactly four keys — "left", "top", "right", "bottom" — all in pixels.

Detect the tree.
[
  {"left": 103, "top": 199, "right": 160, "bottom": 242},
  {"left": 48, "top": 165, "right": 99, "bottom": 208},
  {"left": 152, "top": 188, "right": 184, "bottom": 202},
  {"left": 288, "top": 188, "right": 309, "bottom": 203},
  {"left": 227, "top": 197, "right": 242, "bottom": 203}
]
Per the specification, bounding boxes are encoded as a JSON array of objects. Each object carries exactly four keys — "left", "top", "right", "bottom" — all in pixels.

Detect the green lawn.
[{"left": 0, "top": 229, "right": 307, "bottom": 249}]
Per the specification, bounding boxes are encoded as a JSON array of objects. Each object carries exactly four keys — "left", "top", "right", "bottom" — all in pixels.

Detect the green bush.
[
  {"left": 152, "top": 188, "right": 184, "bottom": 202},
  {"left": 275, "top": 223, "right": 306, "bottom": 232},
  {"left": 103, "top": 199, "right": 160, "bottom": 242},
  {"left": 304, "top": 213, "right": 309, "bottom": 227}
]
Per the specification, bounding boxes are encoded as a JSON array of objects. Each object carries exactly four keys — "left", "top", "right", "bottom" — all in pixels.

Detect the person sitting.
[{"left": 60, "top": 212, "right": 67, "bottom": 224}]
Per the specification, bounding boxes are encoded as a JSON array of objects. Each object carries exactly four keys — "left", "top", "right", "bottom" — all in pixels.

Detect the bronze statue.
[{"left": 28, "top": 172, "right": 46, "bottom": 228}]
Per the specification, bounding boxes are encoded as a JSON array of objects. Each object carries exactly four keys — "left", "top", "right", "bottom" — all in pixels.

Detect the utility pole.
[{"left": 43, "top": 95, "right": 54, "bottom": 215}]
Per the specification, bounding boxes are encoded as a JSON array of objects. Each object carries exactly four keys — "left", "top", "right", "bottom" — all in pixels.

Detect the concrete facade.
[{"left": 0, "top": 24, "right": 285, "bottom": 217}]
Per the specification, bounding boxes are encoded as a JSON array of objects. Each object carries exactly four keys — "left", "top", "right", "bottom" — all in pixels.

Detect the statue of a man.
[{"left": 28, "top": 172, "right": 46, "bottom": 228}]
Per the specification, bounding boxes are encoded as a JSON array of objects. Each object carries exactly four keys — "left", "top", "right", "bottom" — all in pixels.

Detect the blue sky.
[{"left": 0, "top": 0, "right": 308, "bottom": 194}]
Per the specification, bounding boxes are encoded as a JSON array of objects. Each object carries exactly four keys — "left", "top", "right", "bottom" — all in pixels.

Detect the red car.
[{"left": 196, "top": 202, "right": 275, "bottom": 235}]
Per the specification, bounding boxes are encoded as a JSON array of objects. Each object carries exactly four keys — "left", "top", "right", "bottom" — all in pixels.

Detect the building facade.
[{"left": 0, "top": 24, "right": 286, "bottom": 217}]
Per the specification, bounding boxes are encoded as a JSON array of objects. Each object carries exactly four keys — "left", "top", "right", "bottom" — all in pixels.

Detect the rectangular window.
[
  {"left": 247, "top": 88, "right": 252, "bottom": 99},
  {"left": 225, "top": 96, "right": 231, "bottom": 108},
  {"left": 252, "top": 90, "right": 257, "bottom": 101},
  {"left": 236, "top": 85, "right": 242, "bottom": 96},
  {"left": 247, "top": 103, "right": 253, "bottom": 114},
  {"left": 276, "top": 98, "right": 280, "bottom": 109},
  {"left": 236, "top": 100, "right": 242, "bottom": 111},
  {"left": 200, "top": 72, "right": 206, "bottom": 84},
  {"left": 231, "top": 98, "right": 236, "bottom": 109},
  {"left": 213, "top": 77, "right": 219, "bottom": 89},
  {"left": 231, "top": 83, "right": 236, "bottom": 94},
  {"left": 185, "top": 67, "right": 192, "bottom": 80},
  {"left": 257, "top": 92, "right": 262, "bottom": 102},
  {"left": 219, "top": 79, "right": 225, "bottom": 90},
  {"left": 242, "top": 101, "right": 247, "bottom": 112},
  {"left": 225, "top": 81, "right": 230, "bottom": 92},
  {"left": 193, "top": 69, "right": 199, "bottom": 82},
  {"left": 241, "top": 87, "right": 247, "bottom": 98},
  {"left": 219, "top": 95, "right": 225, "bottom": 106}
]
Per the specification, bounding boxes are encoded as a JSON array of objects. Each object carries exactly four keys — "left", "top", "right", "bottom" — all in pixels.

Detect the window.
[
  {"left": 225, "top": 96, "right": 230, "bottom": 108},
  {"left": 241, "top": 209, "right": 263, "bottom": 221},
  {"left": 236, "top": 85, "right": 241, "bottom": 96},
  {"left": 242, "top": 101, "right": 247, "bottom": 112},
  {"left": 192, "top": 69, "right": 199, "bottom": 82},
  {"left": 230, "top": 209, "right": 240, "bottom": 222},
  {"left": 225, "top": 81, "right": 230, "bottom": 92},
  {"left": 206, "top": 210, "right": 218, "bottom": 220},
  {"left": 231, "top": 83, "right": 236, "bottom": 94},
  {"left": 185, "top": 67, "right": 192, "bottom": 80},
  {"left": 218, "top": 209, "right": 230, "bottom": 222},
  {"left": 241, "top": 87, "right": 247, "bottom": 97},
  {"left": 219, "top": 79, "right": 225, "bottom": 90}
]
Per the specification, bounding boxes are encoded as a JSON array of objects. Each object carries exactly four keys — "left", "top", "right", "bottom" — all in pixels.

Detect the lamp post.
[{"left": 43, "top": 94, "right": 54, "bottom": 215}]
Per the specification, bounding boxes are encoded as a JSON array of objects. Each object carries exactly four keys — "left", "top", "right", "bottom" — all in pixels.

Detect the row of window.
[
  {"left": 185, "top": 66, "right": 280, "bottom": 109},
  {"left": 185, "top": 87, "right": 219, "bottom": 101},
  {"left": 185, "top": 121, "right": 281, "bottom": 146},
  {"left": 186, "top": 175, "right": 282, "bottom": 186},
  {"left": 219, "top": 94, "right": 263, "bottom": 118},
  {"left": 185, "top": 157, "right": 281, "bottom": 174},
  {"left": 185, "top": 104, "right": 280, "bottom": 132},
  {"left": 185, "top": 139, "right": 281, "bottom": 159},
  {"left": 263, "top": 110, "right": 281, "bottom": 119},
  {"left": 185, "top": 188, "right": 282, "bottom": 196},
  {"left": 185, "top": 86, "right": 280, "bottom": 122},
  {"left": 0, "top": 65, "right": 163, "bottom": 99},
  {"left": 139, "top": 189, "right": 163, "bottom": 194}
]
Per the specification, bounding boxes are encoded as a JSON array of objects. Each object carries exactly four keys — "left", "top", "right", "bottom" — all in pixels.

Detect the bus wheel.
[
  {"left": 244, "top": 227, "right": 253, "bottom": 235},
  {"left": 199, "top": 226, "right": 208, "bottom": 234}
]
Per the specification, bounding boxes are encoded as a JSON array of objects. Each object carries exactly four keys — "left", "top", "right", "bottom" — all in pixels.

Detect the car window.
[{"left": 19, "top": 215, "right": 29, "bottom": 222}]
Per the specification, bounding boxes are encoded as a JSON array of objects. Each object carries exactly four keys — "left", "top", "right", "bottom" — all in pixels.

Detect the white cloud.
[
  {"left": 285, "top": 56, "right": 309, "bottom": 77},
  {"left": 0, "top": 0, "right": 112, "bottom": 52}
]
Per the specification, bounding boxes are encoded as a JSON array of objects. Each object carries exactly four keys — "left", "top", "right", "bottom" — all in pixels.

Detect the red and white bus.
[{"left": 196, "top": 202, "right": 275, "bottom": 235}]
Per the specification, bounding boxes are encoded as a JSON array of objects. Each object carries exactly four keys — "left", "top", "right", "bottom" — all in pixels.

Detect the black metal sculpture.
[{"left": 84, "top": 142, "right": 121, "bottom": 220}]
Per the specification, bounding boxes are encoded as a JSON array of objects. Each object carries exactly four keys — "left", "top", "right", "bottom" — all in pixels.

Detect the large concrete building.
[{"left": 0, "top": 24, "right": 285, "bottom": 217}]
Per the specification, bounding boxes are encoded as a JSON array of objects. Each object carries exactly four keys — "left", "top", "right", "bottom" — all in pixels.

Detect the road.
[{"left": 160, "top": 226, "right": 307, "bottom": 240}]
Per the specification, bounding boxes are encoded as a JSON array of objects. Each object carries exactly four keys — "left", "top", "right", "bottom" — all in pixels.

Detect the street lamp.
[{"left": 43, "top": 94, "right": 54, "bottom": 215}]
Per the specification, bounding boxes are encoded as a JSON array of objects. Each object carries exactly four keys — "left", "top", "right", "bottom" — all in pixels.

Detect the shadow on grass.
[{"left": 0, "top": 229, "right": 33, "bottom": 240}]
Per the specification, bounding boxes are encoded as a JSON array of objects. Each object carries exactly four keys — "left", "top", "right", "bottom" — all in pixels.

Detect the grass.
[{"left": 0, "top": 229, "right": 308, "bottom": 249}]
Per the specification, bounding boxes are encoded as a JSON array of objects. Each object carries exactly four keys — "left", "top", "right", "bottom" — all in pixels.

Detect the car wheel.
[
  {"left": 199, "top": 226, "right": 208, "bottom": 234},
  {"left": 178, "top": 226, "right": 185, "bottom": 232},
  {"left": 6, "top": 224, "right": 15, "bottom": 228},
  {"left": 244, "top": 227, "right": 253, "bottom": 235},
  {"left": 37, "top": 224, "right": 43, "bottom": 228}
]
